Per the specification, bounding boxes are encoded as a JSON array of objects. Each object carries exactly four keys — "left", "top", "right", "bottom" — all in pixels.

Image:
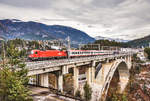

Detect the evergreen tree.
[
  {"left": 75, "top": 90, "right": 81, "bottom": 99},
  {"left": 112, "top": 94, "right": 118, "bottom": 101},
  {"left": 0, "top": 42, "right": 32, "bottom": 101},
  {"left": 144, "top": 48, "right": 150, "bottom": 59},
  {"left": 122, "top": 94, "right": 128, "bottom": 101},
  {"left": 83, "top": 82, "right": 92, "bottom": 101}
]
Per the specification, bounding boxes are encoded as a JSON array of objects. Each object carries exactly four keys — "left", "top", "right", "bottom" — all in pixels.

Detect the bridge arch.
[{"left": 99, "top": 59, "right": 130, "bottom": 101}]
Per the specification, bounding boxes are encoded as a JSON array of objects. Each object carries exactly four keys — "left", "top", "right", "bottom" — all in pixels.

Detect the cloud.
[
  {"left": 0, "top": 0, "right": 51, "bottom": 9},
  {"left": 0, "top": 0, "right": 150, "bottom": 40}
]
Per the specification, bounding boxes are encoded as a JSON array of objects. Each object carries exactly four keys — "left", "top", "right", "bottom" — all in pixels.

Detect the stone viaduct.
[{"left": 26, "top": 53, "right": 132, "bottom": 101}]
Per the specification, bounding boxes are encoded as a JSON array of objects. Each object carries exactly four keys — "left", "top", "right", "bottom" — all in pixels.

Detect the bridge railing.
[{"left": 25, "top": 53, "right": 134, "bottom": 70}]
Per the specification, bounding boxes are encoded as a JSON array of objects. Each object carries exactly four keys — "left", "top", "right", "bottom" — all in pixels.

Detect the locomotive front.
[{"left": 28, "top": 50, "right": 40, "bottom": 60}]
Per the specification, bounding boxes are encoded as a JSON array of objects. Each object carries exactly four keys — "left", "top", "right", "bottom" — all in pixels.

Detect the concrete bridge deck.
[{"left": 26, "top": 53, "right": 132, "bottom": 76}]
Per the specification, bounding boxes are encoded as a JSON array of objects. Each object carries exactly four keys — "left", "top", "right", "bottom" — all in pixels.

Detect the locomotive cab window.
[
  {"left": 31, "top": 51, "right": 34, "bottom": 54},
  {"left": 35, "top": 51, "right": 38, "bottom": 54}
]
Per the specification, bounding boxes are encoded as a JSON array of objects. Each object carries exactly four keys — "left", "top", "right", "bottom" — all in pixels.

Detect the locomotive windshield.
[{"left": 30, "top": 51, "right": 34, "bottom": 54}]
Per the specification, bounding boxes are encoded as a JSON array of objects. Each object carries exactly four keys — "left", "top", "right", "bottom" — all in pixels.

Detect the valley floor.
[
  {"left": 127, "top": 64, "right": 150, "bottom": 101},
  {"left": 30, "top": 86, "right": 79, "bottom": 101}
]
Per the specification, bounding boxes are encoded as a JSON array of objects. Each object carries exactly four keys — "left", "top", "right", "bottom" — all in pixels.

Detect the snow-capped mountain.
[
  {"left": 0, "top": 19, "right": 95, "bottom": 44},
  {"left": 95, "top": 36, "right": 129, "bottom": 42}
]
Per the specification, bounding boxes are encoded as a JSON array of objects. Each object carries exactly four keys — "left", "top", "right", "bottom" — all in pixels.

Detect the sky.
[{"left": 0, "top": 0, "right": 150, "bottom": 40}]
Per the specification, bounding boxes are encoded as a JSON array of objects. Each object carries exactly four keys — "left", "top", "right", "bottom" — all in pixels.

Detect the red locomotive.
[
  {"left": 28, "top": 49, "right": 114, "bottom": 60},
  {"left": 28, "top": 50, "right": 67, "bottom": 60}
]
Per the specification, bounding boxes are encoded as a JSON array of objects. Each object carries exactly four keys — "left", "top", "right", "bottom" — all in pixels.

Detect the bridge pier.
[
  {"left": 106, "top": 59, "right": 109, "bottom": 63},
  {"left": 125, "top": 56, "right": 132, "bottom": 69},
  {"left": 73, "top": 66, "right": 79, "bottom": 94},
  {"left": 91, "top": 61, "right": 96, "bottom": 83},
  {"left": 57, "top": 71, "right": 63, "bottom": 92},
  {"left": 62, "top": 65, "right": 68, "bottom": 74},
  {"left": 128, "top": 56, "right": 132, "bottom": 69},
  {"left": 86, "top": 61, "right": 96, "bottom": 85},
  {"left": 39, "top": 73, "right": 49, "bottom": 87},
  {"left": 86, "top": 67, "right": 92, "bottom": 84},
  {"left": 35, "top": 75, "right": 40, "bottom": 86}
]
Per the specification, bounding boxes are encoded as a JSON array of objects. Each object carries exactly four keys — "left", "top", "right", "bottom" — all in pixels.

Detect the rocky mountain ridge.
[{"left": 0, "top": 19, "right": 95, "bottom": 45}]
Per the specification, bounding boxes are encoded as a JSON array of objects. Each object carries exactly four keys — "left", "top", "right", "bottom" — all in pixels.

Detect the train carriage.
[{"left": 69, "top": 50, "right": 113, "bottom": 57}]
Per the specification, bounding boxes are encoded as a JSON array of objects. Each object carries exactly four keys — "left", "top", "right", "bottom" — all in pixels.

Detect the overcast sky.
[{"left": 0, "top": 0, "right": 150, "bottom": 40}]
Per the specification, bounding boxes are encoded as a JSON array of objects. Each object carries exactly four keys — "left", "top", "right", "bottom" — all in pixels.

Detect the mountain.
[
  {"left": 0, "top": 19, "right": 95, "bottom": 44},
  {"left": 127, "top": 35, "right": 150, "bottom": 47},
  {"left": 95, "top": 36, "right": 129, "bottom": 43},
  {"left": 0, "top": 37, "right": 4, "bottom": 41}
]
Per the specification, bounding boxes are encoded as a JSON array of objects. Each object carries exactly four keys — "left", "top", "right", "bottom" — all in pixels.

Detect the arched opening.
[
  {"left": 117, "top": 62, "right": 129, "bottom": 93},
  {"left": 106, "top": 61, "right": 129, "bottom": 101}
]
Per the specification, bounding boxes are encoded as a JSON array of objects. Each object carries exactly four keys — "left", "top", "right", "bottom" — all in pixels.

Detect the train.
[{"left": 28, "top": 49, "right": 118, "bottom": 61}]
